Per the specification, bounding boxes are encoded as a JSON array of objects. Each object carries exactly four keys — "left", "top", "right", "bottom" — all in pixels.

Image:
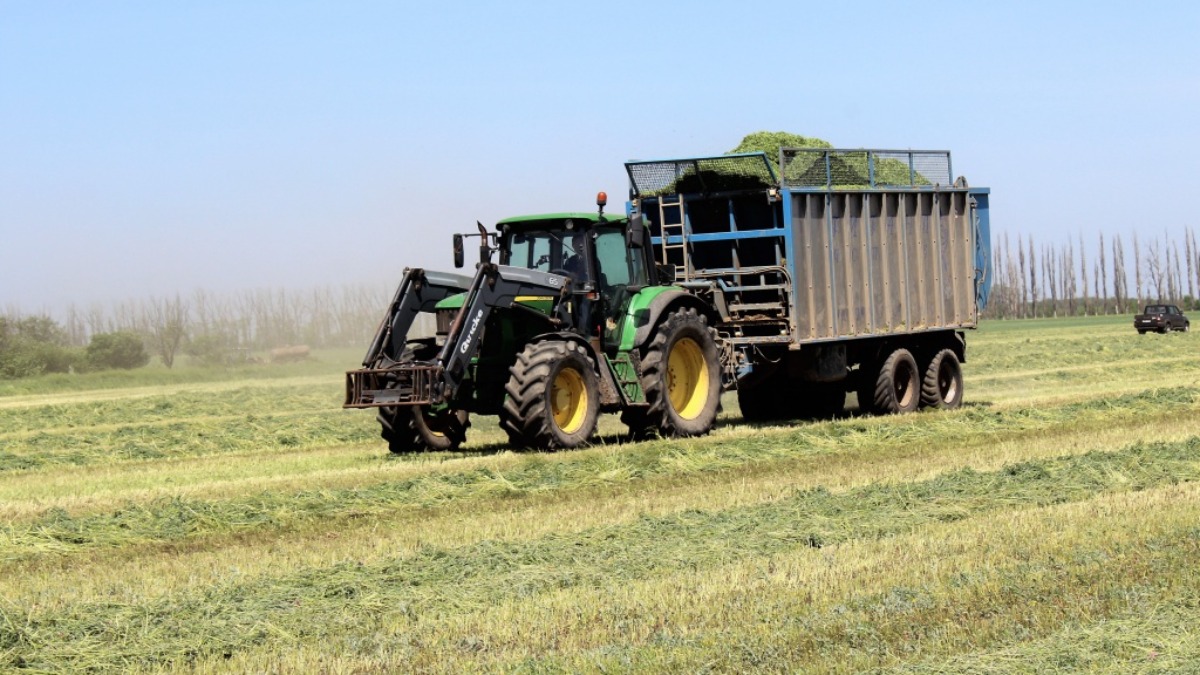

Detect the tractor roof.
[{"left": 495, "top": 212, "right": 624, "bottom": 231}]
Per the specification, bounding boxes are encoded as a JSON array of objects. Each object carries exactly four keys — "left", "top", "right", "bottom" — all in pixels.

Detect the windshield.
[
  {"left": 504, "top": 223, "right": 648, "bottom": 289},
  {"left": 506, "top": 230, "right": 572, "bottom": 272}
]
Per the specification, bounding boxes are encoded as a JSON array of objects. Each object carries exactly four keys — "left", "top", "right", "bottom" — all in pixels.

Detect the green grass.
[{"left": 3, "top": 317, "right": 1200, "bottom": 672}]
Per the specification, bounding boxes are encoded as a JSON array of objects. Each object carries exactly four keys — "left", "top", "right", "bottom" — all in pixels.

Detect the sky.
[{"left": 3, "top": 1, "right": 1198, "bottom": 314}]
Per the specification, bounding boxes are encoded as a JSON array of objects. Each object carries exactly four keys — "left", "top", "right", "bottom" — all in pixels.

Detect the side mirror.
[
  {"left": 626, "top": 215, "right": 645, "bottom": 249},
  {"left": 452, "top": 234, "right": 465, "bottom": 268}
]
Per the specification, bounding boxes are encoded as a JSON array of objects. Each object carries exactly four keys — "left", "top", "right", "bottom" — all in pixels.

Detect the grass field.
[{"left": 3, "top": 315, "right": 1199, "bottom": 673}]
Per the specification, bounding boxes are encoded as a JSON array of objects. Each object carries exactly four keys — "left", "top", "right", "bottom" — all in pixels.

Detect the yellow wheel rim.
[
  {"left": 667, "top": 337, "right": 709, "bottom": 420},
  {"left": 551, "top": 367, "right": 588, "bottom": 434}
]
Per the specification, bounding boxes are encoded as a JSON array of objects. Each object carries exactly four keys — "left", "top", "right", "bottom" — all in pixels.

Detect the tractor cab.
[{"left": 492, "top": 199, "right": 655, "bottom": 348}]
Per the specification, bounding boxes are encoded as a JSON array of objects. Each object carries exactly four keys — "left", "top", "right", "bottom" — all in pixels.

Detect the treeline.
[
  {"left": 2, "top": 283, "right": 391, "bottom": 377},
  {"left": 985, "top": 228, "right": 1200, "bottom": 319}
]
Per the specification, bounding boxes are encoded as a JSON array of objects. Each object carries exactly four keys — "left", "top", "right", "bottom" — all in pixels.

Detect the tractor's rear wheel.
[
  {"left": 920, "top": 349, "right": 963, "bottom": 410},
  {"left": 636, "top": 307, "right": 721, "bottom": 437},
  {"left": 500, "top": 340, "right": 600, "bottom": 450}
]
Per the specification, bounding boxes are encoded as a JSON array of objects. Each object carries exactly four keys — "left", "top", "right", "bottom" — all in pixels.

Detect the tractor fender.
[
  {"left": 529, "top": 331, "right": 594, "bottom": 361},
  {"left": 529, "top": 331, "right": 622, "bottom": 406},
  {"left": 630, "top": 289, "right": 718, "bottom": 351}
]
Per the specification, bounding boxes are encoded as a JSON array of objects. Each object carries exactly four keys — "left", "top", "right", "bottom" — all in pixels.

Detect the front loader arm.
[
  {"left": 438, "top": 263, "right": 570, "bottom": 397},
  {"left": 345, "top": 263, "right": 568, "bottom": 409},
  {"left": 361, "top": 268, "right": 473, "bottom": 368}
]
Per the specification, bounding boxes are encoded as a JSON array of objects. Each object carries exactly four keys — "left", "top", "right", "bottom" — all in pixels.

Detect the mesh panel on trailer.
[
  {"left": 627, "top": 154, "right": 776, "bottom": 196},
  {"left": 781, "top": 149, "right": 952, "bottom": 189}
]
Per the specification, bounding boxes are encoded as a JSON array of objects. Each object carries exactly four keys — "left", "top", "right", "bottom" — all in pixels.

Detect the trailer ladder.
[{"left": 657, "top": 195, "right": 691, "bottom": 281}]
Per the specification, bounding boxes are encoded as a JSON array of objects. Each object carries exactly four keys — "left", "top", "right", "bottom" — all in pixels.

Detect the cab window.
[{"left": 594, "top": 227, "right": 648, "bottom": 288}]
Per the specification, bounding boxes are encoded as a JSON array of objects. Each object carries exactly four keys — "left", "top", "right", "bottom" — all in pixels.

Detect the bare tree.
[
  {"left": 146, "top": 294, "right": 189, "bottom": 369},
  {"left": 1113, "top": 234, "right": 1127, "bottom": 313},
  {"left": 1070, "top": 240, "right": 1080, "bottom": 317},
  {"left": 1027, "top": 237, "right": 1039, "bottom": 318},
  {"left": 1133, "top": 233, "right": 1144, "bottom": 307},
  {"left": 1044, "top": 245, "right": 1058, "bottom": 317},
  {"left": 1098, "top": 232, "right": 1108, "bottom": 315},
  {"left": 1186, "top": 228, "right": 1195, "bottom": 303},
  {"left": 1171, "top": 239, "right": 1184, "bottom": 304},
  {"left": 1017, "top": 235, "right": 1027, "bottom": 318},
  {"left": 1078, "top": 233, "right": 1089, "bottom": 315},
  {"left": 1146, "top": 238, "right": 1165, "bottom": 301}
]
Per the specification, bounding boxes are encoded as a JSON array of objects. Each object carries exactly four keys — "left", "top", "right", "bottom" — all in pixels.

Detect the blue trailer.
[{"left": 625, "top": 147, "right": 991, "bottom": 419}]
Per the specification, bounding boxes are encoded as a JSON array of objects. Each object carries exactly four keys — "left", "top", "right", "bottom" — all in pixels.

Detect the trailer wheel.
[
  {"left": 872, "top": 348, "right": 920, "bottom": 414},
  {"left": 920, "top": 349, "right": 963, "bottom": 410},
  {"left": 737, "top": 385, "right": 788, "bottom": 422},
  {"left": 797, "top": 382, "right": 846, "bottom": 420},
  {"left": 639, "top": 307, "right": 721, "bottom": 436},
  {"left": 501, "top": 340, "right": 600, "bottom": 450}
]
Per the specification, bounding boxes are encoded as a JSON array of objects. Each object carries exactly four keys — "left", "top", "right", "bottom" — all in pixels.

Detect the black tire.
[
  {"left": 637, "top": 307, "right": 722, "bottom": 436},
  {"left": 797, "top": 382, "right": 846, "bottom": 420},
  {"left": 872, "top": 348, "right": 920, "bottom": 414},
  {"left": 854, "top": 363, "right": 880, "bottom": 415},
  {"left": 376, "top": 343, "right": 469, "bottom": 453},
  {"left": 380, "top": 406, "right": 469, "bottom": 453},
  {"left": 920, "top": 349, "right": 963, "bottom": 410},
  {"left": 500, "top": 340, "right": 600, "bottom": 450},
  {"left": 736, "top": 372, "right": 793, "bottom": 423},
  {"left": 620, "top": 408, "right": 654, "bottom": 439},
  {"left": 1137, "top": 330, "right": 1147, "bottom": 335}
]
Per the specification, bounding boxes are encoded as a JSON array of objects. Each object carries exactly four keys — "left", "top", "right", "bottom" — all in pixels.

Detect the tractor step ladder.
[{"left": 658, "top": 195, "right": 691, "bottom": 281}]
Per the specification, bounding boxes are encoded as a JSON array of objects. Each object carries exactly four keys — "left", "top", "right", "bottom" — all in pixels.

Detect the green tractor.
[{"left": 344, "top": 193, "right": 726, "bottom": 451}]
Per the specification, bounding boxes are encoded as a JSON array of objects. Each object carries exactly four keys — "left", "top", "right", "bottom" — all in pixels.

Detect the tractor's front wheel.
[
  {"left": 501, "top": 340, "right": 600, "bottom": 450},
  {"left": 376, "top": 342, "right": 469, "bottom": 453},
  {"left": 636, "top": 307, "right": 721, "bottom": 437},
  {"left": 379, "top": 406, "right": 468, "bottom": 453}
]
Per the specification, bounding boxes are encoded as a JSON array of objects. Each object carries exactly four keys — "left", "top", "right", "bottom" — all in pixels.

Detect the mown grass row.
[
  {"left": 3, "top": 316, "right": 1198, "bottom": 672},
  {"left": 3, "top": 315, "right": 1195, "bottom": 470},
  {"left": 2, "top": 387, "right": 1196, "bottom": 561},
  {"left": 411, "top": 484, "right": 1200, "bottom": 674},
  {"left": 0, "top": 349, "right": 363, "bottom": 399},
  {"left": 3, "top": 436, "right": 1198, "bottom": 672}
]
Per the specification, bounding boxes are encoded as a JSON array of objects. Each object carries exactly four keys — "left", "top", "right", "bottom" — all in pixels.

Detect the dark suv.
[{"left": 1135, "top": 305, "right": 1190, "bottom": 333}]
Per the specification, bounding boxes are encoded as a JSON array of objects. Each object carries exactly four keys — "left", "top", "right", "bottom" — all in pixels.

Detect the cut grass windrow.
[
  {"left": 413, "top": 484, "right": 1200, "bottom": 674},
  {"left": 884, "top": 604, "right": 1200, "bottom": 674},
  {"left": 3, "top": 437, "right": 1199, "bottom": 672},
  {"left": 2, "top": 387, "right": 1197, "bottom": 561}
]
